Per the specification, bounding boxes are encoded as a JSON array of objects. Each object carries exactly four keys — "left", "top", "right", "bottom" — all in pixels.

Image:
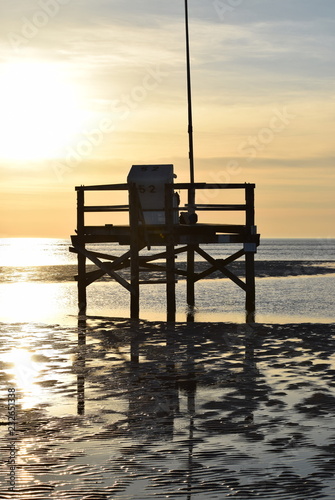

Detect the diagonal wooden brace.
[
  {"left": 195, "top": 246, "right": 247, "bottom": 291},
  {"left": 72, "top": 242, "right": 133, "bottom": 292}
]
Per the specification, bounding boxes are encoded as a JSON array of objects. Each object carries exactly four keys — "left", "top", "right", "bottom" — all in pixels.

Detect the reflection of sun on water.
[
  {"left": 0, "top": 238, "right": 69, "bottom": 266},
  {"left": 3, "top": 348, "right": 43, "bottom": 409},
  {"left": 0, "top": 282, "right": 72, "bottom": 323},
  {"left": 0, "top": 238, "right": 78, "bottom": 324},
  {"left": 17, "top": 438, "right": 40, "bottom": 470}
]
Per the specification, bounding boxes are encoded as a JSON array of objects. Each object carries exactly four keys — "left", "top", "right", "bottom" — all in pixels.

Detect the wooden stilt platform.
[{"left": 70, "top": 180, "right": 260, "bottom": 322}]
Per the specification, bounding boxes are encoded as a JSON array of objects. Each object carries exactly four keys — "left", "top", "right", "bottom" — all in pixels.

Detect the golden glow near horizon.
[
  {"left": 0, "top": 238, "right": 67, "bottom": 266},
  {"left": 0, "top": 1, "right": 334, "bottom": 238}
]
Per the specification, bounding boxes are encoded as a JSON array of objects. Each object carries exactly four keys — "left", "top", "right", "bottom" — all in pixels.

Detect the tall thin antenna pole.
[
  {"left": 184, "top": 0, "right": 196, "bottom": 314},
  {"left": 184, "top": 0, "right": 195, "bottom": 186}
]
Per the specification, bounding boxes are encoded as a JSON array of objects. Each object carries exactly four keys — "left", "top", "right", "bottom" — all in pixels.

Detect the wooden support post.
[
  {"left": 165, "top": 183, "right": 176, "bottom": 322},
  {"left": 245, "top": 184, "right": 256, "bottom": 321},
  {"left": 129, "top": 183, "right": 140, "bottom": 319},
  {"left": 77, "top": 188, "right": 87, "bottom": 315},
  {"left": 245, "top": 253, "right": 255, "bottom": 321},
  {"left": 186, "top": 186, "right": 196, "bottom": 314},
  {"left": 187, "top": 246, "right": 195, "bottom": 307}
]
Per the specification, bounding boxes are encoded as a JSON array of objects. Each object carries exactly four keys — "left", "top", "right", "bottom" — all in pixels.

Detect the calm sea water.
[
  {"left": 0, "top": 238, "right": 334, "bottom": 324},
  {"left": 0, "top": 238, "right": 334, "bottom": 266}
]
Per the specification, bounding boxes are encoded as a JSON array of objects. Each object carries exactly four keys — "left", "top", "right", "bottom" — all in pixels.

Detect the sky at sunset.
[{"left": 0, "top": 0, "right": 334, "bottom": 238}]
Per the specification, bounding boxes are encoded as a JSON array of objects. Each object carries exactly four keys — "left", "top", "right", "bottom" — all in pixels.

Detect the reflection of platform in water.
[
  {"left": 70, "top": 172, "right": 260, "bottom": 321},
  {"left": 74, "top": 318, "right": 261, "bottom": 499},
  {"left": 75, "top": 318, "right": 260, "bottom": 438}
]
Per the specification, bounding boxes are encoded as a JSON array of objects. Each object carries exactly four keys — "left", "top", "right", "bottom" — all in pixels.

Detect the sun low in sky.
[
  {"left": 0, "top": 0, "right": 334, "bottom": 238},
  {"left": 0, "top": 60, "right": 87, "bottom": 161}
]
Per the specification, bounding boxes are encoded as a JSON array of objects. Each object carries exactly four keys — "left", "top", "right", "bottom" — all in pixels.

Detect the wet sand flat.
[{"left": 0, "top": 319, "right": 335, "bottom": 499}]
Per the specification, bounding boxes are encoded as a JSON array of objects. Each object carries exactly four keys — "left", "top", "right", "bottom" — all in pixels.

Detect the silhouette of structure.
[{"left": 70, "top": 165, "right": 260, "bottom": 321}]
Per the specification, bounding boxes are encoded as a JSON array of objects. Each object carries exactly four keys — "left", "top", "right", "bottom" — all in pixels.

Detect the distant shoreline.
[{"left": 0, "top": 260, "right": 334, "bottom": 283}]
